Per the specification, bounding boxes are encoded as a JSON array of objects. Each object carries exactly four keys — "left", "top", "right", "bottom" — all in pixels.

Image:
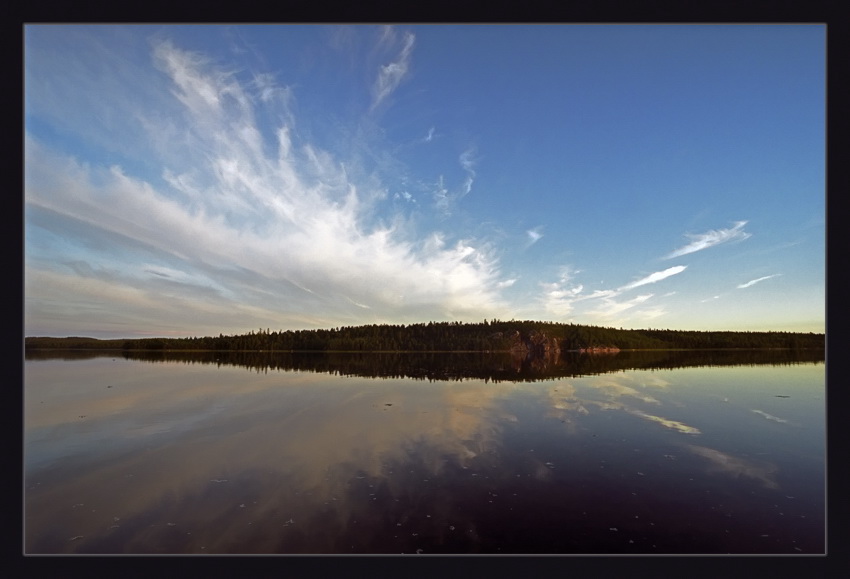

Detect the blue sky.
[{"left": 24, "top": 24, "right": 825, "bottom": 339}]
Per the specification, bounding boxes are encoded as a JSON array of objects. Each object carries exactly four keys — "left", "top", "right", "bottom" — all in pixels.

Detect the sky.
[{"left": 24, "top": 24, "right": 825, "bottom": 339}]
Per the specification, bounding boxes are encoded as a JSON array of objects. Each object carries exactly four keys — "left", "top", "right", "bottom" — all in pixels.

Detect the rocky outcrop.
[
  {"left": 490, "top": 329, "right": 620, "bottom": 357},
  {"left": 505, "top": 330, "right": 561, "bottom": 358}
]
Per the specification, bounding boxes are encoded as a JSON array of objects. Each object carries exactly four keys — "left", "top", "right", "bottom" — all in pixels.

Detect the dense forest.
[{"left": 25, "top": 320, "right": 825, "bottom": 353}]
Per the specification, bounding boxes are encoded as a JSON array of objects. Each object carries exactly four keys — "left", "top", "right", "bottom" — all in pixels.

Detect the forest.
[{"left": 25, "top": 320, "right": 825, "bottom": 353}]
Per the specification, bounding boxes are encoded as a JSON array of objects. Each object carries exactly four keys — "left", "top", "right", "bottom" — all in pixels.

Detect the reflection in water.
[
  {"left": 627, "top": 410, "right": 701, "bottom": 434},
  {"left": 24, "top": 353, "right": 824, "bottom": 554},
  {"left": 750, "top": 409, "right": 791, "bottom": 424},
  {"left": 590, "top": 379, "right": 664, "bottom": 405},
  {"left": 25, "top": 347, "right": 825, "bottom": 380},
  {"left": 686, "top": 445, "right": 779, "bottom": 490}
]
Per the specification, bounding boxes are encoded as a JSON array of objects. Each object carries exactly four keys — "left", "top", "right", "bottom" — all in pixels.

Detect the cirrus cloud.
[
  {"left": 737, "top": 274, "right": 781, "bottom": 289},
  {"left": 618, "top": 265, "right": 688, "bottom": 291},
  {"left": 25, "top": 37, "right": 514, "bottom": 336},
  {"left": 665, "top": 221, "right": 751, "bottom": 259},
  {"left": 371, "top": 29, "right": 415, "bottom": 111}
]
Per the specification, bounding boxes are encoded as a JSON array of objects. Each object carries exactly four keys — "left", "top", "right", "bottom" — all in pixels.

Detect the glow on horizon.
[{"left": 24, "top": 25, "right": 825, "bottom": 339}]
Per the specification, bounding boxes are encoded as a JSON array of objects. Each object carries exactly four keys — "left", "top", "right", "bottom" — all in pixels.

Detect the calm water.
[{"left": 24, "top": 350, "right": 825, "bottom": 554}]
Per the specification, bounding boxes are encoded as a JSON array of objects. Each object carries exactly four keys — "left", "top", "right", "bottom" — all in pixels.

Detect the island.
[{"left": 25, "top": 320, "right": 825, "bottom": 353}]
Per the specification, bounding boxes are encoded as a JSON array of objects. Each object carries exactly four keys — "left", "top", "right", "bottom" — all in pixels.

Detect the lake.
[{"left": 23, "top": 350, "right": 825, "bottom": 555}]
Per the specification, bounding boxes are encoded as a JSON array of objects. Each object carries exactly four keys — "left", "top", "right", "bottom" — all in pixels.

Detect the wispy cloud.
[
  {"left": 371, "top": 29, "right": 415, "bottom": 111},
  {"left": 665, "top": 221, "right": 751, "bottom": 259},
  {"left": 25, "top": 39, "right": 514, "bottom": 336},
  {"left": 618, "top": 265, "right": 687, "bottom": 291},
  {"left": 737, "top": 274, "right": 780, "bottom": 289},
  {"left": 585, "top": 293, "right": 656, "bottom": 321},
  {"left": 433, "top": 175, "right": 450, "bottom": 215},
  {"left": 539, "top": 268, "right": 583, "bottom": 317},
  {"left": 345, "top": 296, "right": 372, "bottom": 309},
  {"left": 431, "top": 149, "right": 478, "bottom": 217},
  {"left": 537, "top": 262, "right": 683, "bottom": 324},
  {"left": 458, "top": 147, "right": 477, "bottom": 197},
  {"left": 393, "top": 191, "right": 416, "bottom": 204},
  {"left": 525, "top": 226, "right": 544, "bottom": 248},
  {"left": 540, "top": 283, "right": 583, "bottom": 317}
]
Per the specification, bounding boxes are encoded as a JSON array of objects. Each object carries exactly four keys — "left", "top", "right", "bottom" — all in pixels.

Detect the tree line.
[{"left": 25, "top": 320, "right": 825, "bottom": 352}]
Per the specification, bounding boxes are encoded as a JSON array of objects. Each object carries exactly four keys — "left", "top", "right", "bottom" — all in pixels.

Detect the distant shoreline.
[
  {"left": 23, "top": 346, "right": 824, "bottom": 353},
  {"left": 24, "top": 320, "right": 825, "bottom": 354}
]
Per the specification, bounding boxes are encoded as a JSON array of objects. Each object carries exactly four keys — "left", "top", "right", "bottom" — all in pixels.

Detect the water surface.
[{"left": 24, "top": 350, "right": 825, "bottom": 554}]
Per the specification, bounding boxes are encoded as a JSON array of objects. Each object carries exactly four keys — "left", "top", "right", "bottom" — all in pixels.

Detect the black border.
[{"left": 13, "top": 2, "right": 847, "bottom": 576}]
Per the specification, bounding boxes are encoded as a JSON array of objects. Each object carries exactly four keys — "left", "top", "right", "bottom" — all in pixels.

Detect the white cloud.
[
  {"left": 540, "top": 282, "right": 583, "bottom": 317},
  {"left": 618, "top": 265, "right": 687, "bottom": 291},
  {"left": 371, "top": 30, "right": 415, "bottom": 111},
  {"left": 25, "top": 38, "right": 517, "bottom": 336},
  {"left": 459, "top": 148, "right": 477, "bottom": 197},
  {"left": 581, "top": 289, "right": 619, "bottom": 301},
  {"left": 345, "top": 296, "right": 372, "bottom": 309},
  {"left": 526, "top": 227, "right": 544, "bottom": 247},
  {"left": 737, "top": 274, "right": 781, "bottom": 289},
  {"left": 539, "top": 268, "right": 583, "bottom": 317},
  {"left": 153, "top": 41, "right": 229, "bottom": 117},
  {"left": 665, "top": 221, "right": 751, "bottom": 259},
  {"left": 394, "top": 191, "right": 415, "bottom": 204},
  {"left": 430, "top": 149, "right": 479, "bottom": 216},
  {"left": 252, "top": 72, "right": 284, "bottom": 103},
  {"left": 536, "top": 260, "right": 685, "bottom": 324},
  {"left": 433, "top": 175, "right": 450, "bottom": 215},
  {"left": 534, "top": 262, "right": 684, "bottom": 326}
]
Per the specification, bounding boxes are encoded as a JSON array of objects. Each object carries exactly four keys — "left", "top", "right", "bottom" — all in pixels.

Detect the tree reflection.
[{"left": 26, "top": 348, "right": 825, "bottom": 381}]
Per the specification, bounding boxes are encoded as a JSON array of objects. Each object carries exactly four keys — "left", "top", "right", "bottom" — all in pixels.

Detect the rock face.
[
  {"left": 506, "top": 330, "right": 561, "bottom": 358},
  {"left": 492, "top": 329, "right": 619, "bottom": 357}
]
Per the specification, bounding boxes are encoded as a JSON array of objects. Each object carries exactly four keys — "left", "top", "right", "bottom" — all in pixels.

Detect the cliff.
[{"left": 502, "top": 329, "right": 562, "bottom": 357}]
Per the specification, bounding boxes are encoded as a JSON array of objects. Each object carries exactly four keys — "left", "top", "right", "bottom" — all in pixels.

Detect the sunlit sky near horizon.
[{"left": 24, "top": 24, "right": 825, "bottom": 339}]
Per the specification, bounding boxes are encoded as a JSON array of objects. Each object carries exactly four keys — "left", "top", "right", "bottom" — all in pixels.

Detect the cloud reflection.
[
  {"left": 750, "top": 409, "right": 791, "bottom": 424},
  {"left": 26, "top": 361, "right": 530, "bottom": 553},
  {"left": 686, "top": 444, "right": 779, "bottom": 489},
  {"left": 26, "top": 358, "right": 816, "bottom": 553}
]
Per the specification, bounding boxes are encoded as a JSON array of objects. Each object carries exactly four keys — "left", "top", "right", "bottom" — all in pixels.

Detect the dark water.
[{"left": 24, "top": 350, "right": 825, "bottom": 554}]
